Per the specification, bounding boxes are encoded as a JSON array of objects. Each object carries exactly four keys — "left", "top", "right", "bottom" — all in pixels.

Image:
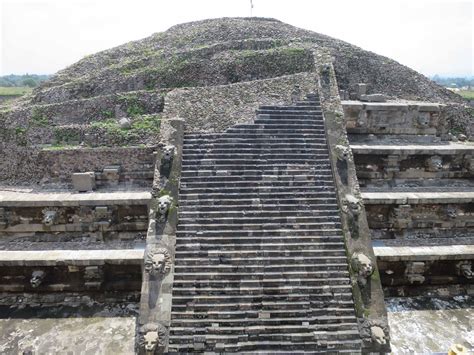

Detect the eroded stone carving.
[
  {"left": 351, "top": 252, "right": 374, "bottom": 286},
  {"left": 405, "top": 261, "right": 426, "bottom": 284},
  {"left": 42, "top": 208, "right": 59, "bottom": 226},
  {"left": 463, "top": 155, "right": 474, "bottom": 173},
  {"left": 30, "top": 270, "right": 46, "bottom": 288},
  {"left": 444, "top": 205, "right": 458, "bottom": 220},
  {"left": 390, "top": 204, "right": 412, "bottom": 229},
  {"left": 84, "top": 265, "right": 104, "bottom": 290},
  {"left": 416, "top": 113, "right": 431, "bottom": 128},
  {"left": 425, "top": 155, "right": 443, "bottom": 172},
  {"left": 0, "top": 207, "right": 7, "bottom": 229},
  {"left": 358, "top": 318, "right": 389, "bottom": 349},
  {"left": 161, "top": 145, "right": 175, "bottom": 166},
  {"left": 342, "top": 194, "right": 362, "bottom": 217},
  {"left": 139, "top": 323, "right": 168, "bottom": 354},
  {"left": 144, "top": 246, "right": 172, "bottom": 276},
  {"left": 342, "top": 194, "right": 362, "bottom": 238},
  {"left": 157, "top": 195, "right": 173, "bottom": 222},
  {"left": 370, "top": 326, "right": 387, "bottom": 346},
  {"left": 456, "top": 261, "right": 473, "bottom": 279},
  {"left": 334, "top": 145, "right": 351, "bottom": 161}
]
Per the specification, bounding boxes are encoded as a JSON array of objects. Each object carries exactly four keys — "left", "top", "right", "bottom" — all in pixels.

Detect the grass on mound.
[
  {"left": 459, "top": 90, "right": 474, "bottom": 100},
  {"left": 0, "top": 86, "right": 33, "bottom": 96}
]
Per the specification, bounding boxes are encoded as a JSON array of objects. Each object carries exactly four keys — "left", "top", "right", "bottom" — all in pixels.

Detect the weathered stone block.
[
  {"left": 72, "top": 172, "right": 96, "bottom": 192},
  {"left": 360, "top": 94, "right": 388, "bottom": 102}
]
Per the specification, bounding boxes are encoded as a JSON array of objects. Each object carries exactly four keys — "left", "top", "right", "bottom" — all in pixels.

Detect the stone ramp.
[{"left": 168, "top": 95, "right": 362, "bottom": 352}]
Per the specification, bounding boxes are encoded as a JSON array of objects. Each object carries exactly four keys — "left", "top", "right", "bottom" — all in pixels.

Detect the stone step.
[
  {"left": 172, "top": 307, "right": 354, "bottom": 322},
  {"left": 255, "top": 113, "right": 323, "bottom": 119},
  {"left": 187, "top": 136, "right": 328, "bottom": 143},
  {"left": 173, "top": 270, "right": 350, "bottom": 281},
  {"left": 175, "top": 234, "right": 344, "bottom": 244},
  {"left": 171, "top": 291, "right": 354, "bottom": 303},
  {"left": 168, "top": 315, "right": 357, "bottom": 328},
  {"left": 179, "top": 186, "right": 336, "bottom": 196},
  {"left": 182, "top": 148, "right": 330, "bottom": 155},
  {"left": 179, "top": 202, "right": 339, "bottom": 211},
  {"left": 174, "top": 262, "right": 349, "bottom": 273},
  {"left": 257, "top": 106, "right": 322, "bottom": 112},
  {"left": 183, "top": 142, "right": 329, "bottom": 149},
  {"left": 175, "top": 241, "right": 345, "bottom": 251},
  {"left": 175, "top": 254, "right": 347, "bottom": 266},
  {"left": 171, "top": 300, "right": 355, "bottom": 312},
  {"left": 181, "top": 169, "right": 333, "bottom": 177},
  {"left": 178, "top": 209, "right": 339, "bottom": 219},
  {"left": 172, "top": 278, "right": 350, "bottom": 289},
  {"left": 168, "top": 338, "right": 361, "bottom": 353},
  {"left": 177, "top": 222, "right": 342, "bottom": 231},
  {"left": 235, "top": 122, "right": 325, "bottom": 129},
  {"left": 226, "top": 127, "right": 327, "bottom": 134},
  {"left": 221, "top": 132, "right": 328, "bottom": 138},
  {"left": 253, "top": 119, "right": 325, "bottom": 126},
  {"left": 184, "top": 138, "right": 329, "bottom": 145},
  {"left": 178, "top": 215, "right": 341, "bottom": 227},
  {"left": 181, "top": 164, "right": 332, "bottom": 171},
  {"left": 170, "top": 97, "right": 359, "bottom": 352},
  {"left": 180, "top": 177, "right": 334, "bottom": 187},
  {"left": 171, "top": 326, "right": 358, "bottom": 343},
  {"left": 169, "top": 340, "right": 361, "bottom": 354},
  {"left": 181, "top": 153, "right": 329, "bottom": 160},
  {"left": 179, "top": 191, "right": 338, "bottom": 201}
]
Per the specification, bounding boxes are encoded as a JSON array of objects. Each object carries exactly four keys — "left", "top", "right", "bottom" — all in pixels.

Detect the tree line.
[{"left": 0, "top": 74, "right": 51, "bottom": 88}]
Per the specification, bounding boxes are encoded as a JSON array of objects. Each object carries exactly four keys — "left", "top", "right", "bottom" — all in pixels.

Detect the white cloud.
[{"left": 0, "top": 0, "right": 472, "bottom": 76}]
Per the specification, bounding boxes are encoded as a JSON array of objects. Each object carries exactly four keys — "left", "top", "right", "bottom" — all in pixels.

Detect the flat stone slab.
[
  {"left": 362, "top": 191, "right": 474, "bottom": 205},
  {"left": 0, "top": 248, "right": 145, "bottom": 266},
  {"left": 373, "top": 244, "right": 474, "bottom": 261},
  {"left": 0, "top": 190, "right": 152, "bottom": 207},
  {"left": 342, "top": 100, "right": 441, "bottom": 111},
  {"left": 351, "top": 143, "right": 474, "bottom": 155}
]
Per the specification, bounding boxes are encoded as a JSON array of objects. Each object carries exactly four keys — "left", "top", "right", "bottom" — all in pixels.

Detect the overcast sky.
[{"left": 0, "top": 0, "right": 472, "bottom": 77}]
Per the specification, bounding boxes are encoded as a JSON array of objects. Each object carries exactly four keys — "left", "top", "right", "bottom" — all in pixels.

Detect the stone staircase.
[{"left": 168, "top": 95, "right": 362, "bottom": 353}]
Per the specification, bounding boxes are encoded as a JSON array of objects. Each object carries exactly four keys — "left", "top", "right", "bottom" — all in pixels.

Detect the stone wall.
[
  {"left": 316, "top": 51, "right": 390, "bottom": 352},
  {"left": 0, "top": 146, "right": 156, "bottom": 186},
  {"left": 1, "top": 90, "right": 165, "bottom": 128},
  {"left": 343, "top": 101, "right": 444, "bottom": 136},
  {"left": 164, "top": 72, "right": 318, "bottom": 132},
  {"left": 32, "top": 45, "right": 313, "bottom": 104}
]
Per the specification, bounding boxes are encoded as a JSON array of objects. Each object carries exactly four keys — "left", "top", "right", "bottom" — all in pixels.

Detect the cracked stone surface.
[
  {"left": 0, "top": 304, "right": 138, "bottom": 354},
  {"left": 387, "top": 296, "right": 474, "bottom": 354}
]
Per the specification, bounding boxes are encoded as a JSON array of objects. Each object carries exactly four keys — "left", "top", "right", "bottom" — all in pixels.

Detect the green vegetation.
[
  {"left": 118, "top": 94, "right": 146, "bottom": 117},
  {"left": 431, "top": 75, "right": 474, "bottom": 89},
  {"left": 0, "top": 86, "right": 33, "bottom": 96},
  {"left": 459, "top": 90, "right": 474, "bottom": 100},
  {"left": 0, "top": 74, "right": 50, "bottom": 88},
  {"left": 30, "top": 107, "right": 50, "bottom": 127},
  {"left": 90, "top": 114, "right": 161, "bottom": 145},
  {"left": 42, "top": 144, "right": 79, "bottom": 151},
  {"left": 53, "top": 127, "right": 82, "bottom": 144},
  {"left": 100, "top": 109, "right": 115, "bottom": 119}
]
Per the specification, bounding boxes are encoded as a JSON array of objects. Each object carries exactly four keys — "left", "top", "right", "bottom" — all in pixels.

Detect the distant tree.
[{"left": 21, "top": 78, "right": 38, "bottom": 87}]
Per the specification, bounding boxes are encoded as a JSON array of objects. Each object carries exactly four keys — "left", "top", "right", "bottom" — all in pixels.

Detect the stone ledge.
[
  {"left": 342, "top": 100, "right": 441, "bottom": 111},
  {"left": 0, "top": 190, "right": 152, "bottom": 207},
  {"left": 373, "top": 244, "right": 474, "bottom": 261},
  {"left": 0, "top": 248, "right": 145, "bottom": 266},
  {"left": 351, "top": 143, "right": 474, "bottom": 155},
  {"left": 362, "top": 191, "right": 474, "bottom": 205}
]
